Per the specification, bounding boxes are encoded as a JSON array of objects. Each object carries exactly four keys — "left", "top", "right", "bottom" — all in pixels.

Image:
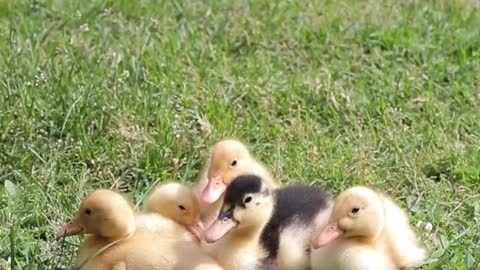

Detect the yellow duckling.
[
  {"left": 57, "top": 189, "right": 223, "bottom": 270},
  {"left": 142, "top": 183, "right": 205, "bottom": 241},
  {"left": 310, "top": 186, "right": 426, "bottom": 270},
  {"left": 193, "top": 139, "right": 279, "bottom": 225}
]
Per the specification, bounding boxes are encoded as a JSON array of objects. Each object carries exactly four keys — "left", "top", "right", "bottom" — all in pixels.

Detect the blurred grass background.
[{"left": 1, "top": 0, "right": 479, "bottom": 269}]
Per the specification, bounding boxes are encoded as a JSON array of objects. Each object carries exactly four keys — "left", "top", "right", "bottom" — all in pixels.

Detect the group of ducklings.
[{"left": 57, "top": 139, "right": 426, "bottom": 270}]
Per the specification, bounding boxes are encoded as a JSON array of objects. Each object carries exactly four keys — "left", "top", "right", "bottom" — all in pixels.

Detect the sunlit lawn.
[{"left": 1, "top": 0, "right": 479, "bottom": 269}]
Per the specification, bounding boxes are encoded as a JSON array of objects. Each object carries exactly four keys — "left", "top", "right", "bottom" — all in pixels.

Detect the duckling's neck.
[
  {"left": 249, "top": 159, "right": 262, "bottom": 173},
  {"left": 347, "top": 222, "right": 385, "bottom": 245},
  {"left": 100, "top": 219, "right": 136, "bottom": 242},
  {"left": 230, "top": 204, "right": 274, "bottom": 247},
  {"left": 230, "top": 223, "right": 265, "bottom": 246},
  {"left": 374, "top": 199, "right": 387, "bottom": 240},
  {"left": 347, "top": 235, "right": 378, "bottom": 246}
]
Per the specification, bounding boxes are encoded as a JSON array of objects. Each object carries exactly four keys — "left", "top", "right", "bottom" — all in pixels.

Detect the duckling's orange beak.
[
  {"left": 56, "top": 219, "right": 84, "bottom": 238},
  {"left": 188, "top": 218, "right": 205, "bottom": 241},
  {"left": 204, "top": 217, "right": 237, "bottom": 243},
  {"left": 312, "top": 221, "right": 344, "bottom": 249},
  {"left": 201, "top": 175, "right": 226, "bottom": 204}
]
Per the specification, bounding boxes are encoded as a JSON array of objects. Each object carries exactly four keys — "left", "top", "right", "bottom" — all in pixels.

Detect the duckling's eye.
[
  {"left": 351, "top": 207, "right": 360, "bottom": 214},
  {"left": 231, "top": 160, "right": 237, "bottom": 167},
  {"left": 85, "top": 209, "right": 92, "bottom": 215},
  {"left": 178, "top": 205, "right": 186, "bottom": 211},
  {"left": 244, "top": 196, "right": 252, "bottom": 204}
]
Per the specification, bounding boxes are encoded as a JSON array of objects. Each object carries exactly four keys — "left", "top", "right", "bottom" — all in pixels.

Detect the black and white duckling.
[
  {"left": 203, "top": 175, "right": 332, "bottom": 270},
  {"left": 310, "top": 186, "right": 426, "bottom": 270}
]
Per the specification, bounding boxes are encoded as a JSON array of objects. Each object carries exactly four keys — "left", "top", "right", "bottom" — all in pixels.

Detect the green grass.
[{"left": 1, "top": 0, "right": 479, "bottom": 269}]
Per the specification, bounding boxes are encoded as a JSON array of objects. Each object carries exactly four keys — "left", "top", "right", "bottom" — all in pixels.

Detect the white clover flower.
[
  {"left": 80, "top": 24, "right": 89, "bottom": 32},
  {"left": 423, "top": 222, "right": 433, "bottom": 232},
  {"left": 150, "top": 17, "right": 159, "bottom": 29},
  {"left": 416, "top": 220, "right": 424, "bottom": 228}
]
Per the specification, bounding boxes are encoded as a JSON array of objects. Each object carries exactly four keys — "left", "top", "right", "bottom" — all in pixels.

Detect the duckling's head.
[
  {"left": 56, "top": 189, "right": 135, "bottom": 240},
  {"left": 143, "top": 183, "right": 204, "bottom": 240},
  {"left": 204, "top": 175, "right": 273, "bottom": 243},
  {"left": 201, "top": 139, "right": 254, "bottom": 204},
  {"left": 312, "top": 186, "right": 384, "bottom": 249}
]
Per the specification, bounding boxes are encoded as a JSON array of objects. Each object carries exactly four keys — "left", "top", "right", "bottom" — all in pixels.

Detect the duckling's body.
[
  {"left": 204, "top": 175, "right": 331, "bottom": 270},
  {"left": 310, "top": 186, "right": 425, "bottom": 270},
  {"left": 382, "top": 195, "right": 427, "bottom": 267},
  {"left": 311, "top": 233, "right": 397, "bottom": 270},
  {"left": 58, "top": 189, "right": 223, "bottom": 270},
  {"left": 78, "top": 230, "right": 223, "bottom": 270},
  {"left": 76, "top": 230, "right": 172, "bottom": 270},
  {"left": 135, "top": 212, "right": 195, "bottom": 243},
  {"left": 205, "top": 233, "right": 269, "bottom": 270},
  {"left": 193, "top": 139, "right": 279, "bottom": 225}
]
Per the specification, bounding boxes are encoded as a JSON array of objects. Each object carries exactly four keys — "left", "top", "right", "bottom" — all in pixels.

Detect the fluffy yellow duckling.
[
  {"left": 57, "top": 189, "right": 223, "bottom": 270},
  {"left": 193, "top": 139, "right": 279, "bottom": 224},
  {"left": 142, "top": 183, "right": 205, "bottom": 241},
  {"left": 310, "top": 186, "right": 426, "bottom": 270}
]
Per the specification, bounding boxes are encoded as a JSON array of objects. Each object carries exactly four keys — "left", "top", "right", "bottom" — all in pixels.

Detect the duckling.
[
  {"left": 142, "top": 183, "right": 205, "bottom": 241},
  {"left": 192, "top": 139, "right": 279, "bottom": 225},
  {"left": 310, "top": 186, "right": 426, "bottom": 270},
  {"left": 57, "top": 189, "right": 223, "bottom": 270},
  {"left": 203, "top": 175, "right": 331, "bottom": 270}
]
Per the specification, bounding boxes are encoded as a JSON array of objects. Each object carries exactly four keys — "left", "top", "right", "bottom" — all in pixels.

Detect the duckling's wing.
[
  {"left": 262, "top": 186, "right": 331, "bottom": 269},
  {"left": 382, "top": 196, "right": 426, "bottom": 267}
]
